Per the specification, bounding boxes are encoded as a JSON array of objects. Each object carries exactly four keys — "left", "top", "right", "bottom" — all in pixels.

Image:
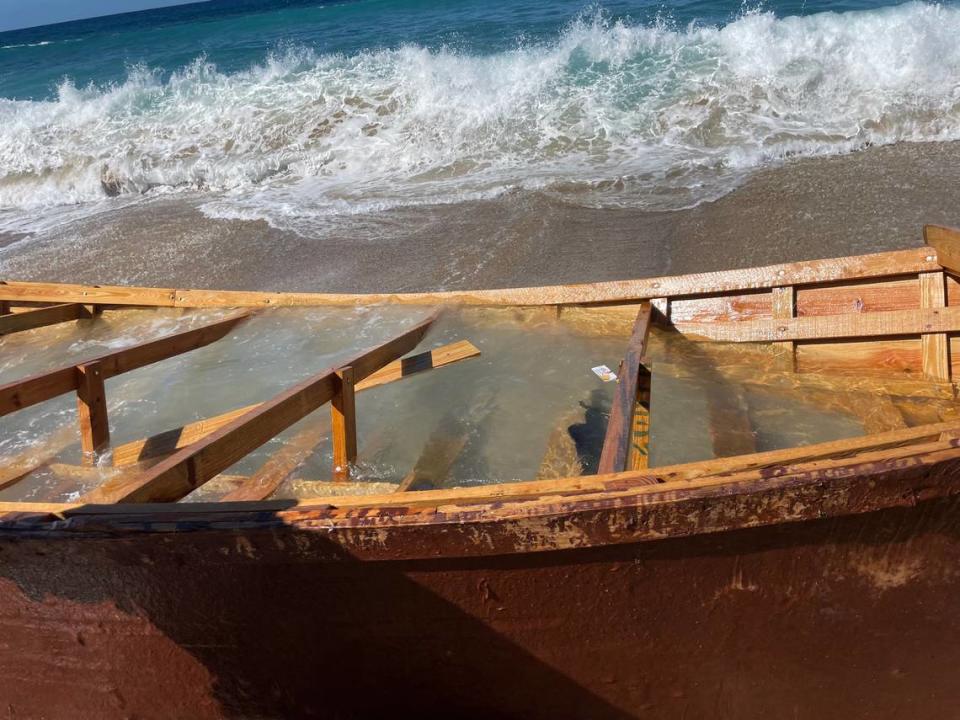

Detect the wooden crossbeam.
[
  {"left": 111, "top": 340, "right": 481, "bottom": 467},
  {"left": 0, "top": 314, "right": 248, "bottom": 417},
  {"left": 598, "top": 302, "right": 653, "bottom": 474},
  {"left": 82, "top": 310, "right": 439, "bottom": 504},
  {"left": 672, "top": 305, "right": 960, "bottom": 343},
  {"left": 0, "top": 303, "right": 92, "bottom": 336}
]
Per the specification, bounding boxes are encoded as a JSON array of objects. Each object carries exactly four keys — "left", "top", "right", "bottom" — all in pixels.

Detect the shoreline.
[{"left": 1, "top": 140, "right": 958, "bottom": 293}]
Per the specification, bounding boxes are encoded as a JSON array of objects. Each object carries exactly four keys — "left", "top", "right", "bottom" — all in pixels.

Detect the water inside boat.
[{"left": 3, "top": 303, "right": 956, "bottom": 504}]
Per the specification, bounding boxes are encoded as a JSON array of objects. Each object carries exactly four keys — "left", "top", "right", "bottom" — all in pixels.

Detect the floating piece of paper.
[{"left": 591, "top": 364, "right": 618, "bottom": 382}]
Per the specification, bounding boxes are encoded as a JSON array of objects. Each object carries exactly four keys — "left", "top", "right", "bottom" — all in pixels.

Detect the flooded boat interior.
[{"left": 3, "top": 224, "right": 960, "bottom": 509}]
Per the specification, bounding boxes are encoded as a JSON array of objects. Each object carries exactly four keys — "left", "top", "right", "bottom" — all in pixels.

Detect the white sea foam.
[{"left": 2, "top": 1, "right": 960, "bottom": 234}]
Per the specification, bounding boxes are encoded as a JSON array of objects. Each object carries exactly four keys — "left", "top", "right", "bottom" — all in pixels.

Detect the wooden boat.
[{"left": 3, "top": 225, "right": 960, "bottom": 718}]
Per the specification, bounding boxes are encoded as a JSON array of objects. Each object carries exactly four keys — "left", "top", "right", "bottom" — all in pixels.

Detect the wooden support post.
[
  {"left": 331, "top": 366, "right": 357, "bottom": 481},
  {"left": 598, "top": 302, "right": 653, "bottom": 474},
  {"left": 0, "top": 301, "right": 9, "bottom": 316},
  {"left": 920, "top": 271, "right": 950, "bottom": 382},
  {"left": 76, "top": 361, "right": 109, "bottom": 457},
  {"left": 772, "top": 285, "right": 796, "bottom": 371}
]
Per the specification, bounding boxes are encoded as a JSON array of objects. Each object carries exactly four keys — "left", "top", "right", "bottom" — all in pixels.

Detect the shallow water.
[{"left": 2, "top": 305, "right": 944, "bottom": 504}]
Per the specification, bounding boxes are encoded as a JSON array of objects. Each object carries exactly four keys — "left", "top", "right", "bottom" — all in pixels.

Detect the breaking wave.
[{"left": 2, "top": 1, "right": 960, "bottom": 233}]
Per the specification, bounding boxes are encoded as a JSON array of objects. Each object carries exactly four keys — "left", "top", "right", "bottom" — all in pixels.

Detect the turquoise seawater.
[{"left": 1, "top": 0, "right": 959, "bottom": 234}]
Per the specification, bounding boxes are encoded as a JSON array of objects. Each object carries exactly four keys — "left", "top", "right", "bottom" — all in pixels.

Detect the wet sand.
[{"left": 1, "top": 140, "right": 958, "bottom": 291}]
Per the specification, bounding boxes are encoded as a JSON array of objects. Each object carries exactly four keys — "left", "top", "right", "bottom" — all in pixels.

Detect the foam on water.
[{"left": 1, "top": 1, "right": 960, "bottom": 234}]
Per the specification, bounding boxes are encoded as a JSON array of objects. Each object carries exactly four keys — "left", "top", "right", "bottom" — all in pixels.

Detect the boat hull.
[{"left": 2, "top": 491, "right": 960, "bottom": 719}]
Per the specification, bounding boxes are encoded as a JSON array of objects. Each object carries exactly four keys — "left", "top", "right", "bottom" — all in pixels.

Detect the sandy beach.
[{"left": 2, "top": 139, "right": 957, "bottom": 293}]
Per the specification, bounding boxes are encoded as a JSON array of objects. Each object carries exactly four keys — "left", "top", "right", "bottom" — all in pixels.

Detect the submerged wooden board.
[
  {"left": 795, "top": 339, "right": 923, "bottom": 376},
  {"left": 82, "top": 311, "right": 439, "bottom": 503},
  {"left": 110, "top": 340, "right": 481, "bottom": 467},
  {"left": 0, "top": 303, "right": 91, "bottom": 336},
  {"left": 0, "top": 247, "right": 941, "bottom": 308}
]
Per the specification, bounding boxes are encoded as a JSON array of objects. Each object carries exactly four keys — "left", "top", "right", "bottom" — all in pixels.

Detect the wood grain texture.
[
  {"left": 330, "top": 367, "right": 357, "bottom": 480},
  {"left": 75, "top": 361, "right": 109, "bottom": 456},
  {"left": 796, "top": 278, "right": 920, "bottom": 317},
  {"left": 0, "top": 247, "right": 941, "bottom": 308},
  {"left": 674, "top": 305, "right": 960, "bottom": 343},
  {"left": 919, "top": 271, "right": 950, "bottom": 382},
  {"left": 219, "top": 421, "right": 329, "bottom": 502},
  {"left": 0, "top": 314, "right": 247, "bottom": 417},
  {"left": 110, "top": 340, "right": 480, "bottom": 467},
  {"left": 796, "top": 339, "right": 923, "bottom": 376},
  {"left": 0, "top": 303, "right": 90, "bottom": 336},
  {"left": 598, "top": 303, "right": 652, "bottom": 474},
  {"left": 925, "top": 224, "right": 960, "bottom": 274},
  {"left": 771, "top": 285, "right": 796, "bottom": 367},
  {"left": 82, "top": 310, "right": 438, "bottom": 503}
]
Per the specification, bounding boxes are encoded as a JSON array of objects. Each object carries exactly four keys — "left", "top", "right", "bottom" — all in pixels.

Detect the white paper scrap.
[{"left": 591, "top": 365, "right": 618, "bottom": 382}]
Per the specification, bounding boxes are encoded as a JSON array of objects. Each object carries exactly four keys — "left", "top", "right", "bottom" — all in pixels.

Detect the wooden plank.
[
  {"left": 796, "top": 339, "right": 922, "bottom": 376},
  {"left": 771, "top": 285, "right": 795, "bottom": 368},
  {"left": 0, "top": 423, "right": 83, "bottom": 493},
  {"left": 673, "top": 305, "right": 960, "bottom": 343},
  {"left": 0, "top": 314, "right": 247, "bottom": 417},
  {"left": 796, "top": 277, "right": 920, "bottom": 316},
  {"left": 398, "top": 415, "right": 471, "bottom": 492},
  {"left": 111, "top": 340, "right": 481, "bottom": 467},
  {"left": 220, "top": 421, "right": 329, "bottom": 502},
  {"left": 4, "top": 420, "right": 958, "bottom": 518},
  {"left": 0, "top": 303, "right": 90, "bottom": 336},
  {"left": 625, "top": 369, "right": 651, "bottom": 470},
  {"left": 0, "top": 246, "right": 941, "bottom": 308},
  {"left": 598, "top": 302, "right": 653, "bottom": 474},
  {"left": 331, "top": 366, "right": 357, "bottom": 480},
  {"left": 75, "top": 361, "right": 109, "bottom": 456},
  {"left": 924, "top": 225, "right": 960, "bottom": 274},
  {"left": 82, "top": 310, "right": 438, "bottom": 503},
  {"left": 920, "top": 271, "right": 950, "bottom": 382}
]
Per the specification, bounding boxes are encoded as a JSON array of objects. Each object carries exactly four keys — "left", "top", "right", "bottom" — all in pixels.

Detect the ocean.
[{"left": 0, "top": 0, "right": 959, "bottom": 288}]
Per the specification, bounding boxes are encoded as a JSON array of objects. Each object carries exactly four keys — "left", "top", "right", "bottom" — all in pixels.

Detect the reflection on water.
[{"left": 1, "top": 304, "right": 956, "bottom": 503}]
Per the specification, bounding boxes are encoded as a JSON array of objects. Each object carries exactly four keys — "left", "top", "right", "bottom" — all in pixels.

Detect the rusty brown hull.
[{"left": 2, "top": 486, "right": 960, "bottom": 718}]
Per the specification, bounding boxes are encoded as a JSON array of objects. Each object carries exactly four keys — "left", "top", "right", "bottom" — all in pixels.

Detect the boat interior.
[{"left": 2, "top": 224, "right": 960, "bottom": 514}]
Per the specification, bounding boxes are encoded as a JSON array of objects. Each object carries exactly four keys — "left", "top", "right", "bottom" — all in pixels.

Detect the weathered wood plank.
[
  {"left": 331, "top": 366, "right": 357, "bottom": 480},
  {"left": 625, "top": 369, "right": 651, "bottom": 470},
  {"left": 0, "top": 314, "right": 247, "bottom": 417},
  {"left": 4, "top": 420, "right": 957, "bottom": 517},
  {"left": 0, "top": 247, "right": 940, "bottom": 308},
  {"left": 219, "top": 421, "right": 329, "bottom": 502},
  {"left": 598, "top": 302, "right": 652, "bottom": 474},
  {"left": 110, "top": 340, "right": 480, "bottom": 467},
  {"left": 673, "top": 305, "right": 960, "bottom": 343},
  {"left": 75, "top": 361, "right": 109, "bottom": 456},
  {"left": 0, "top": 303, "right": 91, "bottom": 336},
  {"left": 925, "top": 224, "right": 960, "bottom": 275},
  {"left": 82, "top": 311, "right": 438, "bottom": 503},
  {"left": 919, "top": 271, "right": 950, "bottom": 382},
  {"left": 771, "top": 285, "right": 796, "bottom": 368}
]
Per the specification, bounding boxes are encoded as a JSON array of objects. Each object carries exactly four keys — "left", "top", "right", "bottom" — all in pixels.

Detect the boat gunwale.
[{"left": 3, "top": 229, "right": 960, "bottom": 541}]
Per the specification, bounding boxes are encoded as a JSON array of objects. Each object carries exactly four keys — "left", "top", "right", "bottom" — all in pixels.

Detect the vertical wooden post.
[
  {"left": 920, "top": 271, "right": 950, "bottom": 382},
  {"left": 76, "top": 360, "right": 109, "bottom": 459},
  {"left": 0, "top": 301, "right": 10, "bottom": 316},
  {"left": 772, "top": 286, "right": 796, "bottom": 371},
  {"left": 331, "top": 365, "right": 357, "bottom": 481}
]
